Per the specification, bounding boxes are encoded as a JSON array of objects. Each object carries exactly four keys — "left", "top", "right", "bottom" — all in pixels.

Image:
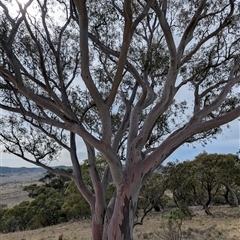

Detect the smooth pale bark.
[{"left": 92, "top": 217, "right": 103, "bottom": 240}]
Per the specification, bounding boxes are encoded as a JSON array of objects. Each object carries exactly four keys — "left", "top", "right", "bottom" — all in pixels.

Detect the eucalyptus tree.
[
  {"left": 192, "top": 153, "right": 222, "bottom": 214},
  {"left": 135, "top": 171, "right": 168, "bottom": 226},
  {"left": 0, "top": 0, "right": 240, "bottom": 239},
  {"left": 192, "top": 153, "right": 240, "bottom": 212},
  {"left": 202, "top": 153, "right": 240, "bottom": 207},
  {"left": 166, "top": 153, "right": 240, "bottom": 215},
  {"left": 163, "top": 161, "right": 197, "bottom": 216}
]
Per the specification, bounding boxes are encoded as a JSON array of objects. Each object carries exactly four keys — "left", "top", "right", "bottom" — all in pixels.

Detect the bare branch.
[
  {"left": 152, "top": 0, "right": 177, "bottom": 63},
  {"left": 195, "top": 75, "right": 240, "bottom": 121},
  {"left": 180, "top": 1, "right": 235, "bottom": 65},
  {"left": 177, "top": 0, "right": 208, "bottom": 61},
  {"left": 132, "top": 0, "right": 154, "bottom": 30},
  {"left": 106, "top": 0, "right": 133, "bottom": 107},
  {"left": 70, "top": 133, "right": 95, "bottom": 206}
]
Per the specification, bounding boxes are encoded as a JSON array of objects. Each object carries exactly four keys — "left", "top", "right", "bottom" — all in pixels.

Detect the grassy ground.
[
  {"left": 0, "top": 182, "right": 37, "bottom": 208},
  {"left": 1, "top": 205, "right": 240, "bottom": 240},
  {"left": 0, "top": 221, "right": 92, "bottom": 240},
  {"left": 0, "top": 172, "right": 42, "bottom": 208},
  {"left": 134, "top": 205, "right": 240, "bottom": 240}
]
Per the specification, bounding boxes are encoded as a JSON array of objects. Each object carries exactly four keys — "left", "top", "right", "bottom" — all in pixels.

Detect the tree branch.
[
  {"left": 180, "top": 1, "right": 235, "bottom": 66},
  {"left": 106, "top": 0, "right": 133, "bottom": 107},
  {"left": 70, "top": 133, "right": 95, "bottom": 206}
]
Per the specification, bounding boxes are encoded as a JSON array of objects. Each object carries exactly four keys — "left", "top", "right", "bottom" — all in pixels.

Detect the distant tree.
[
  {"left": 0, "top": 1, "right": 240, "bottom": 239},
  {"left": 193, "top": 153, "right": 222, "bottom": 214},
  {"left": 61, "top": 180, "right": 91, "bottom": 220},
  {"left": 38, "top": 168, "right": 73, "bottom": 194},
  {"left": 164, "top": 161, "right": 196, "bottom": 216},
  {"left": 22, "top": 170, "right": 70, "bottom": 228},
  {"left": 203, "top": 153, "right": 240, "bottom": 207},
  {"left": 166, "top": 153, "right": 240, "bottom": 215},
  {"left": 62, "top": 157, "right": 114, "bottom": 220},
  {"left": 23, "top": 184, "right": 40, "bottom": 199},
  {"left": 0, "top": 208, "right": 7, "bottom": 232},
  {"left": 25, "top": 187, "right": 65, "bottom": 228},
  {"left": 0, "top": 204, "right": 7, "bottom": 209},
  {"left": 0, "top": 201, "right": 30, "bottom": 232},
  {"left": 135, "top": 171, "right": 168, "bottom": 226},
  {"left": 0, "top": 171, "right": 77, "bottom": 233}
]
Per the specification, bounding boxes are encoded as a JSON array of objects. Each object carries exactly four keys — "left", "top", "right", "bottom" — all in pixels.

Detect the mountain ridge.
[{"left": 0, "top": 166, "right": 70, "bottom": 175}]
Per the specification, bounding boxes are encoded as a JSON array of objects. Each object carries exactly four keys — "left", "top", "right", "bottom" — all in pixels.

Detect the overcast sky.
[
  {"left": 0, "top": 118, "right": 239, "bottom": 168},
  {"left": 167, "top": 119, "right": 239, "bottom": 163}
]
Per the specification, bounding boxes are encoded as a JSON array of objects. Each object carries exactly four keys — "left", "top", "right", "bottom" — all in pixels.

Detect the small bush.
[{"left": 156, "top": 209, "right": 183, "bottom": 240}]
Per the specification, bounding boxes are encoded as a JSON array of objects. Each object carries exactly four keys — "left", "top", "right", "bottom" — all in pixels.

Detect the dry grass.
[
  {"left": 1, "top": 205, "right": 240, "bottom": 240},
  {"left": 0, "top": 221, "right": 92, "bottom": 240},
  {"left": 0, "top": 172, "right": 42, "bottom": 208},
  {"left": 134, "top": 205, "right": 240, "bottom": 240},
  {"left": 0, "top": 182, "right": 37, "bottom": 208}
]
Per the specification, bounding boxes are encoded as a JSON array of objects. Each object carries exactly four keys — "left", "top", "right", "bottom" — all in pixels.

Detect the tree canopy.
[{"left": 0, "top": 1, "right": 240, "bottom": 239}]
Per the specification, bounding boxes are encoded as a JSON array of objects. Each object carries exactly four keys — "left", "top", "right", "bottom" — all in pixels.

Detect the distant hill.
[
  {"left": 0, "top": 166, "right": 72, "bottom": 175},
  {"left": 0, "top": 166, "right": 71, "bottom": 185},
  {"left": 0, "top": 166, "right": 46, "bottom": 176}
]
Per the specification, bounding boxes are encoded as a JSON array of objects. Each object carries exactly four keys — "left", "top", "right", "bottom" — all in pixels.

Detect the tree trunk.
[
  {"left": 204, "top": 188, "right": 212, "bottom": 215},
  {"left": 224, "top": 188, "right": 231, "bottom": 205},
  {"left": 104, "top": 182, "right": 141, "bottom": 240},
  {"left": 203, "top": 204, "right": 212, "bottom": 215},
  {"left": 227, "top": 185, "right": 239, "bottom": 207},
  {"left": 92, "top": 217, "right": 104, "bottom": 240}
]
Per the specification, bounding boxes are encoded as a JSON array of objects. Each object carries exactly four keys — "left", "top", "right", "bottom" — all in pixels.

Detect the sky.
[
  {"left": 168, "top": 119, "right": 239, "bottom": 163},
  {"left": 0, "top": 118, "right": 239, "bottom": 168}
]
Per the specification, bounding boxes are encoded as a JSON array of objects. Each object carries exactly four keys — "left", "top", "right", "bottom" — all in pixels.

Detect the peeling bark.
[{"left": 105, "top": 181, "right": 141, "bottom": 240}]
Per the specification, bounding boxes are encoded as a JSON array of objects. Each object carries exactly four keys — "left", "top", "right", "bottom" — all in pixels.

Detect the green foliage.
[
  {"left": 0, "top": 170, "right": 72, "bottom": 232},
  {"left": 156, "top": 209, "right": 183, "bottom": 240},
  {"left": 61, "top": 181, "right": 91, "bottom": 220},
  {"left": 38, "top": 168, "right": 73, "bottom": 194},
  {"left": 26, "top": 187, "right": 65, "bottom": 229},
  {"left": 137, "top": 172, "right": 167, "bottom": 213},
  {"left": 168, "top": 209, "right": 184, "bottom": 221},
  {"left": 165, "top": 153, "right": 240, "bottom": 215},
  {"left": 164, "top": 161, "right": 197, "bottom": 208},
  {"left": 0, "top": 201, "right": 30, "bottom": 232},
  {"left": 0, "top": 160, "right": 114, "bottom": 233}
]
